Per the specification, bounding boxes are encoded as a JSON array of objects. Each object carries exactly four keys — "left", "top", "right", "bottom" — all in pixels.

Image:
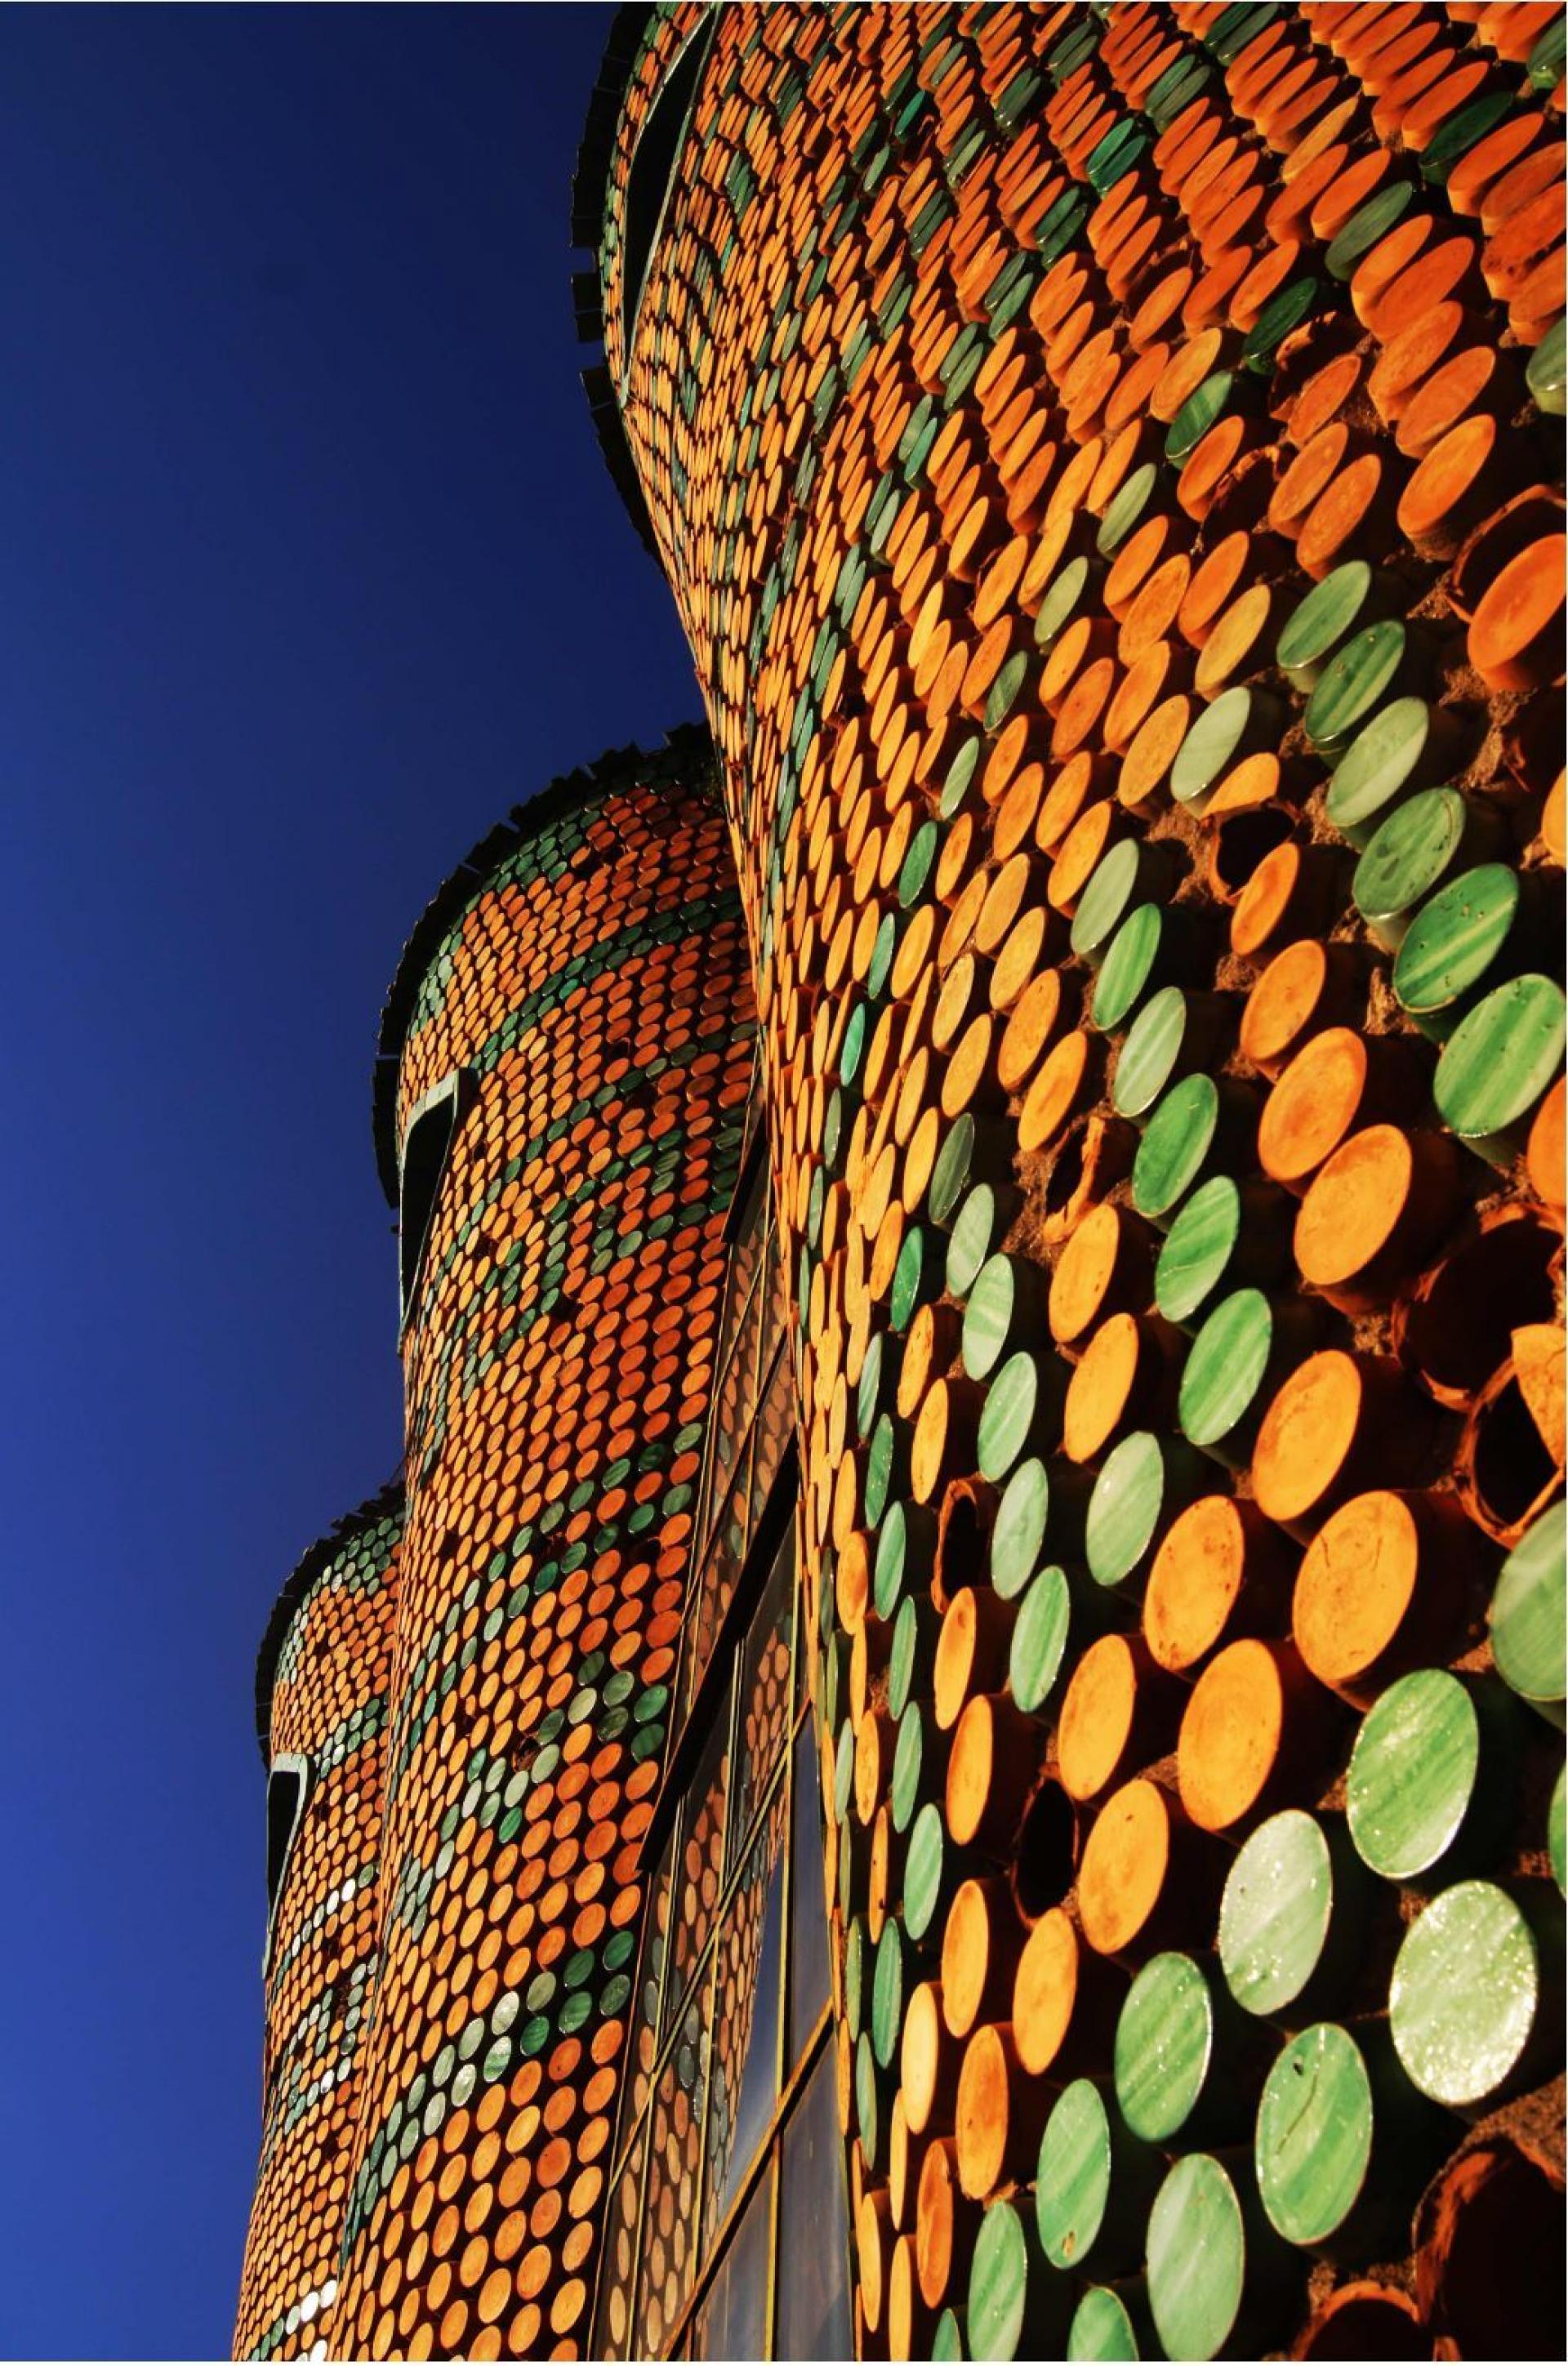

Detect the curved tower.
[
  {"left": 237, "top": 1487, "right": 404, "bottom": 2364},
  {"left": 577, "top": 5, "right": 1566, "bottom": 2359},
  {"left": 237, "top": 735, "right": 759, "bottom": 2360}
]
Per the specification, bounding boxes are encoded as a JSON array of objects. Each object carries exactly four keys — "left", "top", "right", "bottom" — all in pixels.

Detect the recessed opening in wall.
[
  {"left": 620, "top": 11, "right": 716, "bottom": 368},
  {"left": 265, "top": 1753, "right": 310, "bottom": 1928},
  {"left": 399, "top": 1073, "right": 470, "bottom": 1324}
]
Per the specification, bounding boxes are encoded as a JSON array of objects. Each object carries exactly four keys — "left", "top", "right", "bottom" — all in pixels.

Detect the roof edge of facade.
[
  {"left": 254, "top": 1476, "right": 406, "bottom": 1765},
  {"left": 570, "top": 1, "right": 659, "bottom": 556},
  {"left": 370, "top": 722, "right": 716, "bottom": 1207}
]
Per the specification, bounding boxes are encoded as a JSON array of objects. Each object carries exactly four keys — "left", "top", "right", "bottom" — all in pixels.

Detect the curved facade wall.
[
  {"left": 236, "top": 740, "right": 756, "bottom": 2361},
  {"left": 584, "top": 6, "right": 1566, "bottom": 2359},
  {"left": 236, "top": 1490, "right": 404, "bottom": 2363}
]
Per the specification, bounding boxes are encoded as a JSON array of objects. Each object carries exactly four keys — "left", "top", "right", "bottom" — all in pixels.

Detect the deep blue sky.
[{"left": 0, "top": 10, "right": 696, "bottom": 2356}]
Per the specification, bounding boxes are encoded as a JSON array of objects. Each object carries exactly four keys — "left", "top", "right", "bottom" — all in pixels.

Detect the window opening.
[
  {"left": 620, "top": 12, "right": 716, "bottom": 368},
  {"left": 263, "top": 1752, "right": 310, "bottom": 1970},
  {"left": 399, "top": 1072, "right": 469, "bottom": 1323}
]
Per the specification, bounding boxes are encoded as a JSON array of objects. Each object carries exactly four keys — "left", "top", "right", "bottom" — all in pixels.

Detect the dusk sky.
[{"left": 0, "top": 9, "right": 696, "bottom": 2354}]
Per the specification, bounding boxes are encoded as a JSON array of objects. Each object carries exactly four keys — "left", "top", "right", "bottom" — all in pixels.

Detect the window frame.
[
  {"left": 617, "top": 8, "right": 719, "bottom": 390},
  {"left": 262, "top": 1750, "right": 312, "bottom": 1976},
  {"left": 396, "top": 1069, "right": 472, "bottom": 1331}
]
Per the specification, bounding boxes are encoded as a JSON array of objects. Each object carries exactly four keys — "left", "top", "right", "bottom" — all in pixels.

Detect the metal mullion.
[
  {"left": 662, "top": 2010, "right": 832, "bottom": 2359},
  {"left": 687, "top": 1912, "right": 724, "bottom": 2337},
  {"left": 607, "top": 2100, "right": 654, "bottom": 2365}
]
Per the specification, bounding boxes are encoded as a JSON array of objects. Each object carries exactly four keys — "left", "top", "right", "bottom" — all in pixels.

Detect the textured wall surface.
[
  {"left": 584, "top": 3, "right": 1566, "bottom": 2357},
  {"left": 237, "top": 1491, "right": 404, "bottom": 2362},
  {"left": 238, "top": 742, "right": 755, "bottom": 2359}
]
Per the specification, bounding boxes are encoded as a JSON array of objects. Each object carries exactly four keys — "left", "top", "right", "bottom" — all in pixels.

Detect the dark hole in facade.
[
  {"left": 265, "top": 1762, "right": 307, "bottom": 1918},
  {"left": 1013, "top": 1776, "right": 1078, "bottom": 1919},
  {"left": 399, "top": 1079, "right": 465, "bottom": 1321},
  {"left": 620, "top": 14, "right": 716, "bottom": 362}
]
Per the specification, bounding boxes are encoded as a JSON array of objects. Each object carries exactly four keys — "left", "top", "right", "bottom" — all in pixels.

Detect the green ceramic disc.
[
  {"left": 1550, "top": 1762, "right": 1566, "bottom": 1894},
  {"left": 1434, "top": 974, "right": 1566, "bottom": 1145},
  {"left": 964, "top": 1253, "right": 1024, "bottom": 1379},
  {"left": 1068, "top": 2288, "right": 1140, "bottom": 2360},
  {"left": 1241, "top": 275, "right": 1319, "bottom": 372},
  {"left": 1085, "top": 1431, "right": 1167, "bottom": 1588},
  {"left": 1156, "top": 1174, "right": 1243, "bottom": 1326},
  {"left": 1010, "top": 1565, "right": 1072, "bottom": 1713},
  {"left": 1527, "top": 315, "right": 1566, "bottom": 419},
  {"left": 1178, "top": 1287, "right": 1272, "bottom": 1450},
  {"left": 1325, "top": 695, "right": 1437, "bottom": 847},
  {"left": 1071, "top": 838, "right": 1143, "bottom": 965},
  {"left": 856, "top": 2028, "right": 881, "bottom": 2168},
  {"left": 1530, "top": 11, "right": 1567, "bottom": 89},
  {"left": 1093, "top": 904, "right": 1163, "bottom": 1032},
  {"left": 1255, "top": 2023, "right": 1374, "bottom": 2247},
  {"left": 1276, "top": 560, "right": 1374, "bottom": 692},
  {"left": 1113, "top": 985, "right": 1191, "bottom": 1119},
  {"left": 947, "top": 1183, "right": 1002, "bottom": 1297},
  {"left": 890, "top": 1223, "right": 937, "bottom": 1330},
  {"left": 1218, "top": 1809, "right": 1334, "bottom": 2017},
  {"left": 968, "top": 2198, "right": 1032, "bottom": 2362},
  {"left": 864, "top": 1411, "right": 899, "bottom": 1526},
  {"left": 1392, "top": 862, "right": 1520, "bottom": 1033},
  {"left": 1132, "top": 1072, "right": 1220, "bottom": 1222},
  {"left": 978, "top": 1350, "right": 1049, "bottom": 1481},
  {"left": 844, "top": 1914, "right": 866, "bottom": 2039},
  {"left": 1115, "top": 1952, "right": 1214, "bottom": 2142},
  {"left": 984, "top": 650, "right": 1031, "bottom": 733},
  {"left": 1035, "top": 553, "right": 1094, "bottom": 652},
  {"left": 1325, "top": 183, "right": 1418, "bottom": 281},
  {"left": 871, "top": 1919, "right": 904, "bottom": 2069},
  {"left": 1347, "top": 1669, "right": 1480, "bottom": 1878},
  {"left": 1303, "top": 620, "right": 1407, "bottom": 761},
  {"left": 1166, "top": 369, "right": 1234, "bottom": 463},
  {"left": 1171, "top": 687, "right": 1254, "bottom": 813},
  {"left": 1036, "top": 2079, "right": 1113, "bottom": 2268},
  {"left": 899, "top": 821, "right": 940, "bottom": 910},
  {"left": 932, "top": 2309, "right": 964, "bottom": 2361},
  {"left": 1390, "top": 1880, "right": 1543, "bottom": 2107},
  {"left": 1490, "top": 1503, "right": 1566, "bottom": 1714},
  {"left": 1422, "top": 91, "right": 1518, "bottom": 184},
  {"left": 1147, "top": 2154, "right": 1245, "bottom": 2363},
  {"left": 875, "top": 1500, "right": 911, "bottom": 1620},
  {"left": 991, "top": 1456, "right": 1049, "bottom": 1599},
  {"left": 904, "top": 1796, "right": 946, "bottom": 1934},
  {"left": 1353, "top": 785, "right": 1468, "bottom": 938},
  {"left": 894, "top": 1706, "right": 932, "bottom": 1841},
  {"left": 887, "top": 1593, "right": 917, "bottom": 1720},
  {"left": 1086, "top": 119, "right": 1149, "bottom": 194},
  {"left": 929, "top": 1112, "right": 979, "bottom": 1226},
  {"left": 1098, "top": 461, "right": 1157, "bottom": 559},
  {"left": 941, "top": 734, "right": 982, "bottom": 820}
]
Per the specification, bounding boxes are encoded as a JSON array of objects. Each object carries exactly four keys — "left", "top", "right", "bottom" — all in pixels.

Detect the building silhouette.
[{"left": 238, "top": 5, "right": 1566, "bottom": 2359}]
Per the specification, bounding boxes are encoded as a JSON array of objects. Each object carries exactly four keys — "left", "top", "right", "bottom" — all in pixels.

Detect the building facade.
[
  {"left": 573, "top": 2, "right": 1566, "bottom": 2359},
  {"left": 239, "top": 3, "right": 1566, "bottom": 2360}
]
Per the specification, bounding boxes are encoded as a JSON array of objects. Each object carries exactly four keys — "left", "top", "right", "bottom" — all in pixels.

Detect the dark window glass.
[
  {"left": 704, "top": 1792, "right": 786, "bottom": 2246},
  {"left": 592, "top": 2105, "right": 650, "bottom": 2364},
  {"left": 620, "top": 14, "right": 717, "bottom": 360},
  {"left": 757, "top": 1214, "right": 790, "bottom": 1385},
  {"left": 622, "top": 1813, "right": 678, "bottom": 2150},
  {"left": 634, "top": 1973, "right": 713, "bottom": 2358},
  {"left": 728, "top": 1531, "right": 795, "bottom": 1874},
  {"left": 664, "top": 1682, "right": 730, "bottom": 2037},
  {"left": 398, "top": 1078, "right": 464, "bottom": 1318},
  {"left": 686, "top": 1455, "right": 751, "bottom": 1713},
  {"left": 265, "top": 1758, "right": 308, "bottom": 1918},
  {"left": 750, "top": 1337, "right": 795, "bottom": 1522},
  {"left": 776, "top": 2047, "right": 853, "bottom": 2362},
  {"left": 788, "top": 1720, "right": 831, "bottom": 2070},
  {"left": 691, "top": 2162, "right": 773, "bottom": 2364}
]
